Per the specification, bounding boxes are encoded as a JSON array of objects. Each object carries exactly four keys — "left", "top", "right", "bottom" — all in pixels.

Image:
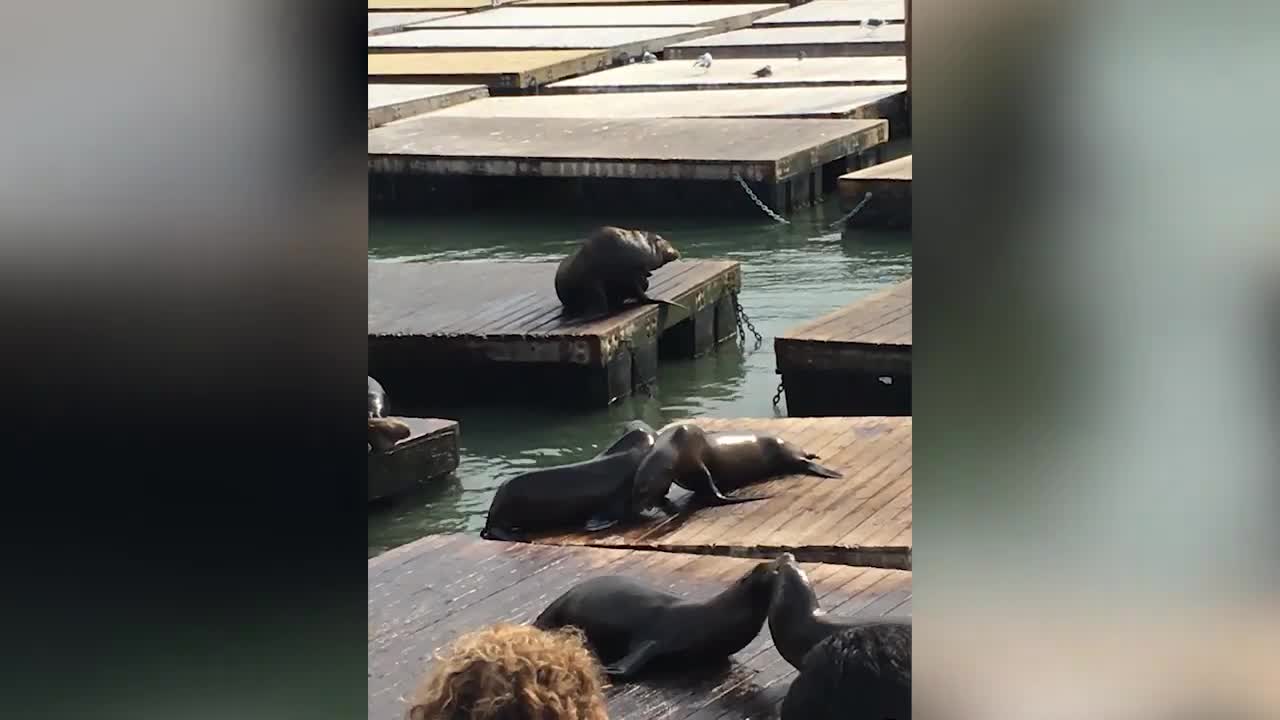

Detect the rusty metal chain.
[
  {"left": 828, "top": 191, "right": 873, "bottom": 229},
  {"left": 733, "top": 292, "right": 763, "bottom": 350},
  {"left": 731, "top": 173, "right": 791, "bottom": 225},
  {"left": 772, "top": 380, "right": 785, "bottom": 408}
]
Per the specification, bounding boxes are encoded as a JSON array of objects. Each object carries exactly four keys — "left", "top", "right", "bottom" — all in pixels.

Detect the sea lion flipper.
[
  {"left": 802, "top": 460, "right": 843, "bottom": 479},
  {"left": 583, "top": 514, "right": 620, "bottom": 533},
  {"left": 700, "top": 468, "right": 766, "bottom": 506},
  {"left": 638, "top": 294, "right": 686, "bottom": 313},
  {"left": 603, "top": 639, "right": 660, "bottom": 678},
  {"left": 480, "top": 525, "right": 522, "bottom": 542}
]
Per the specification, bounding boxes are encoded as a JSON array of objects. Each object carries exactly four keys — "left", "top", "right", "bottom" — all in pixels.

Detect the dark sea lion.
[
  {"left": 631, "top": 423, "right": 772, "bottom": 515},
  {"left": 768, "top": 553, "right": 910, "bottom": 670},
  {"left": 368, "top": 376, "right": 387, "bottom": 418},
  {"left": 554, "top": 226, "right": 686, "bottom": 321},
  {"left": 368, "top": 417, "right": 411, "bottom": 453},
  {"left": 673, "top": 430, "right": 843, "bottom": 498},
  {"left": 780, "top": 623, "right": 912, "bottom": 720},
  {"left": 533, "top": 555, "right": 784, "bottom": 679},
  {"left": 480, "top": 421, "right": 657, "bottom": 541}
]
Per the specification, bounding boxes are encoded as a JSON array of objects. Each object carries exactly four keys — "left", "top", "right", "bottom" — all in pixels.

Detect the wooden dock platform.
[
  {"left": 530, "top": 416, "right": 912, "bottom": 569},
  {"left": 367, "top": 83, "right": 488, "bottom": 128},
  {"left": 368, "top": 115, "right": 887, "bottom": 215},
  {"left": 428, "top": 85, "right": 906, "bottom": 123},
  {"left": 838, "top": 153, "right": 911, "bottom": 227},
  {"left": 752, "top": 0, "right": 905, "bottom": 26},
  {"left": 368, "top": 26, "right": 717, "bottom": 56},
  {"left": 545, "top": 55, "right": 906, "bottom": 92},
  {"left": 368, "top": 534, "right": 912, "bottom": 720},
  {"left": 368, "top": 417, "right": 461, "bottom": 503},
  {"left": 420, "top": 4, "right": 788, "bottom": 31},
  {"left": 515, "top": 0, "right": 793, "bottom": 4},
  {"left": 776, "top": 279, "right": 912, "bottom": 417},
  {"left": 368, "top": 11, "right": 459, "bottom": 36},
  {"left": 370, "top": 0, "right": 519, "bottom": 9},
  {"left": 368, "top": 49, "right": 612, "bottom": 90},
  {"left": 367, "top": 259, "right": 742, "bottom": 409},
  {"left": 665, "top": 24, "right": 907, "bottom": 59}
]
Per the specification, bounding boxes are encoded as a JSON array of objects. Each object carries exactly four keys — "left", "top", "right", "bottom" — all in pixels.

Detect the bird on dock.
[
  {"left": 641, "top": 50, "right": 658, "bottom": 64},
  {"left": 693, "top": 52, "right": 713, "bottom": 72},
  {"left": 753, "top": 65, "right": 773, "bottom": 78},
  {"left": 862, "top": 17, "right": 886, "bottom": 32},
  {"left": 796, "top": 50, "right": 806, "bottom": 61}
]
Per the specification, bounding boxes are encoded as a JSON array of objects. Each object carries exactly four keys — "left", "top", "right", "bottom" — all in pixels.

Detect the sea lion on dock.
[
  {"left": 632, "top": 424, "right": 841, "bottom": 512},
  {"left": 768, "top": 553, "right": 910, "bottom": 671},
  {"left": 368, "top": 376, "right": 387, "bottom": 418},
  {"left": 533, "top": 555, "right": 784, "bottom": 679},
  {"left": 780, "top": 623, "right": 912, "bottom": 720},
  {"left": 554, "top": 226, "right": 687, "bottom": 321},
  {"left": 480, "top": 421, "right": 657, "bottom": 541},
  {"left": 368, "top": 416, "right": 412, "bottom": 453}
]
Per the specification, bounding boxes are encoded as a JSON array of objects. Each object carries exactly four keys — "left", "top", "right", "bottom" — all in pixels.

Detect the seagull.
[
  {"left": 862, "top": 17, "right": 885, "bottom": 32},
  {"left": 641, "top": 50, "right": 658, "bottom": 64},
  {"left": 752, "top": 65, "right": 773, "bottom": 78},
  {"left": 796, "top": 50, "right": 806, "bottom": 61},
  {"left": 693, "top": 52, "right": 713, "bottom": 72}
]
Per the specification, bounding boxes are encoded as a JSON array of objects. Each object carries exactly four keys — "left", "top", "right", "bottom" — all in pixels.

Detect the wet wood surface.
[
  {"left": 428, "top": 85, "right": 905, "bottom": 120},
  {"left": 367, "top": 259, "right": 740, "bottom": 366},
  {"left": 368, "top": 534, "right": 912, "bottom": 720},
  {"left": 367, "top": 83, "right": 488, "bottom": 128},
  {"left": 665, "top": 24, "right": 907, "bottom": 59},
  {"left": 546, "top": 55, "right": 906, "bottom": 92},
  {"left": 531, "top": 417, "right": 912, "bottom": 569},
  {"left": 367, "top": 115, "right": 887, "bottom": 182},
  {"left": 368, "top": 417, "right": 461, "bottom": 502},
  {"left": 780, "top": 278, "right": 912, "bottom": 349},
  {"left": 368, "top": 49, "right": 612, "bottom": 88},
  {"left": 751, "top": 0, "right": 905, "bottom": 26}
]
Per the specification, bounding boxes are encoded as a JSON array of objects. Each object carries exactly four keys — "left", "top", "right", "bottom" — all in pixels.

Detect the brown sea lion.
[
  {"left": 672, "top": 429, "right": 843, "bottom": 497},
  {"left": 368, "top": 417, "right": 411, "bottom": 453},
  {"left": 780, "top": 622, "right": 912, "bottom": 720},
  {"left": 533, "top": 555, "right": 785, "bottom": 679},
  {"left": 630, "top": 423, "right": 774, "bottom": 514},
  {"left": 554, "top": 226, "right": 686, "bottom": 321},
  {"left": 768, "top": 553, "right": 910, "bottom": 671}
]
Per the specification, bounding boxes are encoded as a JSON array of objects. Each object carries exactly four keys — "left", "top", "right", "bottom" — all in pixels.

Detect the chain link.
[
  {"left": 772, "top": 380, "right": 785, "bottom": 408},
  {"left": 732, "top": 292, "right": 763, "bottom": 350},
  {"left": 828, "top": 191, "right": 873, "bottom": 229},
  {"left": 732, "top": 173, "right": 791, "bottom": 225}
]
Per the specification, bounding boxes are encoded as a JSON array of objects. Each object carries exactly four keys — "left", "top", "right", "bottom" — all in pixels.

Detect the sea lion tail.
[{"left": 802, "top": 460, "right": 843, "bottom": 479}]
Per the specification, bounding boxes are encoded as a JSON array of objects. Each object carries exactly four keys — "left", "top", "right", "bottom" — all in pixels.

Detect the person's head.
[
  {"left": 407, "top": 623, "right": 609, "bottom": 720},
  {"left": 781, "top": 623, "right": 912, "bottom": 720}
]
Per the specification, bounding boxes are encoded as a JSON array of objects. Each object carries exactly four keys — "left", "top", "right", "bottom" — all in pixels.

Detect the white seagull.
[
  {"left": 641, "top": 50, "right": 658, "bottom": 64},
  {"left": 693, "top": 52, "right": 713, "bottom": 72}
]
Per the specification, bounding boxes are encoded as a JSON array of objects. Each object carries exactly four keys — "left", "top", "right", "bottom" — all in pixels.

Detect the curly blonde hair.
[{"left": 406, "top": 623, "right": 609, "bottom": 720}]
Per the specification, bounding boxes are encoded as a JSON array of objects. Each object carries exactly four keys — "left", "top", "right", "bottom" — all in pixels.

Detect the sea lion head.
[
  {"left": 647, "top": 232, "right": 680, "bottom": 265},
  {"left": 771, "top": 553, "right": 817, "bottom": 611}
]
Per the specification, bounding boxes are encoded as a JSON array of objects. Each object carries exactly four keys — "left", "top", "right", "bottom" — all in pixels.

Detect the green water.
[{"left": 367, "top": 205, "right": 911, "bottom": 556}]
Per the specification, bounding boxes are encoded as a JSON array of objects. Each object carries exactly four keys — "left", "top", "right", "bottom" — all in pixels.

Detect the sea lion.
[
  {"left": 554, "top": 226, "right": 686, "bottom": 321},
  {"left": 480, "top": 421, "right": 657, "bottom": 541},
  {"left": 368, "top": 376, "right": 387, "bottom": 418},
  {"left": 631, "top": 423, "right": 773, "bottom": 514},
  {"left": 672, "top": 430, "right": 843, "bottom": 498},
  {"left": 368, "top": 416, "right": 411, "bottom": 453},
  {"left": 768, "top": 553, "right": 910, "bottom": 670},
  {"left": 533, "top": 555, "right": 784, "bottom": 679},
  {"left": 780, "top": 623, "right": 912, "bottom": 720}
]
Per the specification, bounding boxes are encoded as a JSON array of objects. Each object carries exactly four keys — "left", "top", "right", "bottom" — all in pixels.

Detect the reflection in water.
[{"left": 368, "top": 203, "right": 911, "bottom": 551}]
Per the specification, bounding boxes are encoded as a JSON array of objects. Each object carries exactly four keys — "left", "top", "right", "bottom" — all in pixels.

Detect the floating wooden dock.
[
  {"left": 367, "top": 83, "right": 488, "bottom": 128},
  {"left": 368, "top": 417, "right": 461, "bottom": 503},
  {"left": 420, "top": 4, "right": 788, "bottom": 31},
  {"left": 368, "top": 115, "right": 887, "bottom": 214},
  {"left": 531, "top": 416, "right": 912, "bottom": 569},
  {"left": 368, "top": 26, "right": 717, "bottom": 56},
  {"left": 368, "top": 534, "right": 912, "bottom": 720},
  {"left": 368, "top": 49, "right": 612, "bottom": 90},
  {"left": 368, "top": 11, "right": 459, "bottom": 35},
  {"left": 370, "top": 0, "right": 519, "bottom": 9},
  {"left": 838, "top": 153, "right": 911, "bottom": 227},
  {"left": 752, "top": 0, "right": 906, "bottom": 26},
  {"left": 665, "top": 24, "right": 907, "bottom": 59},
  {"left": 367, "top": 259, "right": 742, "bottom": 409},
  {"left": 545, "top": 55, "right": 906, "bottom": 92},
  {"left": 776, "top": 279, "right": 912, "bottom": 417},
  {"left": 428, "top": 85, "right": 906, "bottom": 123},
  {"left": 516, "top": 0, "right": 793, "bottom": 4}
]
